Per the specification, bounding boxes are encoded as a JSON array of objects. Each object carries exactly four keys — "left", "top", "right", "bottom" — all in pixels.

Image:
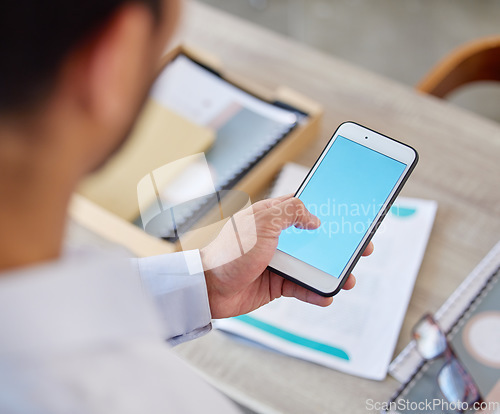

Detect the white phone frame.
[{"left": 268, "top": 122, "right": 418, "bottom": 296}]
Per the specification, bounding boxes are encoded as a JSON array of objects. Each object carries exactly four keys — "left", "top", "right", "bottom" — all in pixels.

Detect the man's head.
[
  {"left": 0, "top": 0, "right": 180, "bottom": 173},
  {"left": 0, "top": 0, "right": 180, "bottom": 268}
]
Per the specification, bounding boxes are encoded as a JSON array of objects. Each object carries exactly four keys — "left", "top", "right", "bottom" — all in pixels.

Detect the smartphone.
[{"left": 268, "top": 122, "right": 418, "bottom": 297}]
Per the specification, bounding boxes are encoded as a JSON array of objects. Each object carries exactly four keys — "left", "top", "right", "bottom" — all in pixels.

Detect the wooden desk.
[{"left": 168, "top": 2, "right": 500, "bottom": 413}]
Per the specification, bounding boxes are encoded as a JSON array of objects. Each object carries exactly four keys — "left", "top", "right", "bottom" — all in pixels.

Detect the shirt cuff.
[{"left": 135, "top": 250, "right": 212, "bottom": 345}]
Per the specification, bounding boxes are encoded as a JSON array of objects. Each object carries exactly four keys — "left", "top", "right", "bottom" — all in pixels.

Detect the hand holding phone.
[{"left": 268, "top": 122, "right": 418, "bottom": 297}]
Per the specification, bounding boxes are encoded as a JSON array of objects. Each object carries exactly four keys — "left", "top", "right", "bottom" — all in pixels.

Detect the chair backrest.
[{"left": 417, "top": 36, "right": 500, "bottom": 98}]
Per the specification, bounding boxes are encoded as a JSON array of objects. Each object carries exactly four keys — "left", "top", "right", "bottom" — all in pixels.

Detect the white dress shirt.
[{"left": 0, "top": 248, "right": 240, "bottom": 413}]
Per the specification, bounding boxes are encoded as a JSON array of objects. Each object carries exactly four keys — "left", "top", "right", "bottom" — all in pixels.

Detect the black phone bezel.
[{"left": 267, "top": 121, "right": 419, "bottom": 297}]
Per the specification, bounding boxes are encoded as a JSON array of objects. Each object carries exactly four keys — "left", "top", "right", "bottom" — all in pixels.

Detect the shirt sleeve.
[{"left": 133, "top": 250, "right": 212, "bottom": 346}]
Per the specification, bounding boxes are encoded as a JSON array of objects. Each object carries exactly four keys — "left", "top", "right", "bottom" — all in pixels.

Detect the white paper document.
[
  {"left": 151, "top": 55, "right": 297, "bottom": 128},
  {"left": 215, "top": 163, "right": 437, "bottom": 380}
]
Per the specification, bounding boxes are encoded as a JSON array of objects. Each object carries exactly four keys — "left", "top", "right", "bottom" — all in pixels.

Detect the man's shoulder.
[{"left": 0, "top": 342, "right": 239, "bottom": 414}]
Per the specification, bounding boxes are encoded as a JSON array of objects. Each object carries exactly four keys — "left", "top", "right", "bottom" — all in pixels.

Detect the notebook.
[
  {"left": 385, "top": 241, "right": 500, "bottom": 413},
  {"left": 136, "top": 54, "right": 304, "bottom": 238}
]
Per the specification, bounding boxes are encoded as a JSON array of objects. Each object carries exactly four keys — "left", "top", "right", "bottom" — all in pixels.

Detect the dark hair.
[{"left": 0, "top": 0, "right": 161, "bottom": 113}]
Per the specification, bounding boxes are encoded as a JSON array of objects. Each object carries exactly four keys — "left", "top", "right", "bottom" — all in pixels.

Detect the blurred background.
[{"left": 197, "top": 0, "right": 500, "bottom": 123}]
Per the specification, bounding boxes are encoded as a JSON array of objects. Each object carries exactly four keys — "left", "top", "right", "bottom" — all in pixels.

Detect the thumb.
[{"left": 264, "top": 197, "right": 321, "bottom": 233}]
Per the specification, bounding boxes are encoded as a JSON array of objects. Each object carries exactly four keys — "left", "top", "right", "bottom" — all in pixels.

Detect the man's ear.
[{"left": 69, "top": 3, "right": 156, "bottom": 128}]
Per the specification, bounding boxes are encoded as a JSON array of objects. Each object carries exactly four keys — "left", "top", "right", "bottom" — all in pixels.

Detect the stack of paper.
[
  {"left": 215, "top": 163, "right": 437, "bottom": 380},
  {"left": 137, "top": 55, "right": 300, "bottom": 236},
  {"left": 151, "top": 55, "right": 298, "bottom": 191}
]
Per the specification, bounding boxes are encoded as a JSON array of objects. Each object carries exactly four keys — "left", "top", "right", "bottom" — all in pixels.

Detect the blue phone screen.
[{"left": 277, "top": 135, "right": 407, "bottom": 278}]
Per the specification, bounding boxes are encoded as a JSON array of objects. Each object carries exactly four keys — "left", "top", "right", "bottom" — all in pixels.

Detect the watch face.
[{"left": 462, "top": 311, "right": 500, "bottom": 369}]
